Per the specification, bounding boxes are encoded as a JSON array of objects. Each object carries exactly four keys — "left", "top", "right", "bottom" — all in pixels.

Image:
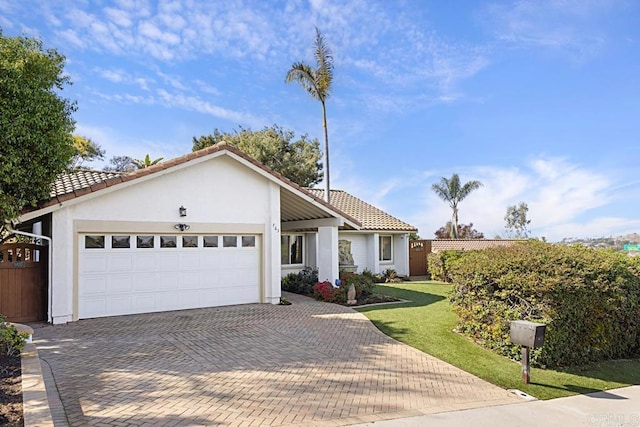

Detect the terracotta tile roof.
[
  {"left": 50, "top": 169, "right": 125, "bottom": 198},
  {"left": 306, "top": 189, "right": 417, "bottom": 232},
  {"left": 23, "top": 144, "right": 361, "bottom": 228},
  {"left": 430, "top": 239, "right": 521, "bottom": 252}
]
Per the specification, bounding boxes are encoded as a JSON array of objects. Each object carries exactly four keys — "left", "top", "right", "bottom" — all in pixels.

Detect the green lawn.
[{"left": 357, "top": 282, "right": 640, "bottom": 400}]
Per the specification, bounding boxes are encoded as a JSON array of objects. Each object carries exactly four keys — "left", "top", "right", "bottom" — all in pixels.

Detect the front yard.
[{"left": 357, "top": 281, "right": 640, "bottom": 400}]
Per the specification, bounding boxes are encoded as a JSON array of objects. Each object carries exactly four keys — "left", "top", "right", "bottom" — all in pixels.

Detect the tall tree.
[
  {"left": 431, "top": 174, "right": 483, "bottom": 238},
  {"left": 285, "top": 27, "right": 334, "bottom": 202},
  {"left": 132, "top": 154, "right": 164, "bottom": 169},
  {"left": 193, "top": 125, "right": 323, "bottom": 187},
  {"left": 69, "top": 135, "right": 105, "bottom": 169},
  {"left": 0, "top": 30, "right": 76, "bottom": 225},
  {"left": 435, "top": 222, "right": 484, "bottom": 239},
  {"left": 504, "top": 202, "right": 531, "bottom": 238},
  {"left": 103, "top": 156, "right": 135, "bottom": 172}
]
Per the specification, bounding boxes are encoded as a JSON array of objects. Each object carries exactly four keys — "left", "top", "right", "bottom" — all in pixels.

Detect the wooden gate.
[
  {"left": 0, "top": 243, "right": 47, "bottom": 322},
  {"left": 409, "top": 239, "right": 431, "bottom": 276}
]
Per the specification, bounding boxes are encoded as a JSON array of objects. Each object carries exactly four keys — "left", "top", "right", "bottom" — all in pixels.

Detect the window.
[
  {"left": 111, "top": 235, "right": 131, "bottom": 249},
  {"left": 379, "top": 236, "right": 392, "bottom": 262},
  {"left": 223, "top": 236, "right": 237, "bottom": 248},
  {"left": 242, "top": 236, "right": 256, "bottom": 247},
  {"left": 203, "top": 236, "right": 218, "bottom": 248},
  {"left": 182, "top": 236, "right": 198, "bottom": 248},
  {"left": 137, "top": 236, "right": 154, "bottom": 248},
  {"left": 160, "top": 236, "right": 177, "bottom": 248},
  {"left": 281, "top": 234, "right": 303, "bottom": 265},
  {"left": 85, "top": 235, "right": 105, "bottom": 249}
]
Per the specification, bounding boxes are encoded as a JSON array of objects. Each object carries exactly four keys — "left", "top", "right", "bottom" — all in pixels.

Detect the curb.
[{"left": 21, "top": 342, "right": 54, "bottom": 426}]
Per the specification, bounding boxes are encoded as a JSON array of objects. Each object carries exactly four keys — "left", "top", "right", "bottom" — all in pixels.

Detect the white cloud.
[
  {"left": 378, "top": 157, "right": 634, "bottom": 242},
  {"left": 481, "top": 0, "right": 613, "bottom": 59}
]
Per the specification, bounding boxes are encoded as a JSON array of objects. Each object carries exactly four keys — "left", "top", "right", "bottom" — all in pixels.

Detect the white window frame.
[
  {"left": 281, "top": 234, "right": 304, "bottom": 266},
  {"left": 379, "top": 235, "right": 393, "bottom": 262}
]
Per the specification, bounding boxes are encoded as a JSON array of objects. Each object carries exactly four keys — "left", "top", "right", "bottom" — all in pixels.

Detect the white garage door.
[{"left": 78, "top": 233, "right": 260, "bottom": 319}]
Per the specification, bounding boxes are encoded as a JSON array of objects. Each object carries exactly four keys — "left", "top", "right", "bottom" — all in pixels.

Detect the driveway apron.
[{"left": 34, "top": 293, "right": 522, "bottom": 426}]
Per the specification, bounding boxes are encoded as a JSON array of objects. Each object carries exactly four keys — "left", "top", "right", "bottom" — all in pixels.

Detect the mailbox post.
[{"left": 509, "top": 320, "right": 546, "bottom": 384}]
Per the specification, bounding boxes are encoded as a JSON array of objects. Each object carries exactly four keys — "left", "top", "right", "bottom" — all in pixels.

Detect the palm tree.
[
  {"left": 285, "top": 27, "right": 334, "bottom": 203},
  {"left": 132, "top": 154, "right": 164, "bottom": 169},
  {"left": 432, "top": 174, "right": 483, "bottom": 239}
]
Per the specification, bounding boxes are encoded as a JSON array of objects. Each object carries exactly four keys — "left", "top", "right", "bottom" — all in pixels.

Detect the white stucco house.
[{"left": 15, "top": 144, "right": 416, "bottom": 324}]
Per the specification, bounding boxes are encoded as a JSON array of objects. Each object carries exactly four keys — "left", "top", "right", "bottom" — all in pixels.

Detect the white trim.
[{"left": 379, "top": 235, "right": 393, "bottom": 262}]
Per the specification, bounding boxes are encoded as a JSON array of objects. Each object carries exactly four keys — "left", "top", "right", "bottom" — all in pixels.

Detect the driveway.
[{"left": 33, "top": 293, "right": 522, "bottom": 426}]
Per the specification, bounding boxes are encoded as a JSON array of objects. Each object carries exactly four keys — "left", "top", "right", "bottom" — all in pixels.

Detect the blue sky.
[{"left": 2, "top": 0, "right": 639, "bottom": 241}]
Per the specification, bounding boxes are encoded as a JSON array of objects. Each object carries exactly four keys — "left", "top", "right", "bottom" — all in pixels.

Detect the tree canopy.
[
  {"left": 70, "top": 135, "right": 105, "bottom": 169},
  {"left": 0, "top": 30, "right": 76, "bottom": 225},
  {"left": 193, "top": 125, "right": 323, "bottom": 187},
  {"left": 504, "top": 202, "right": 531, "bottom": 238},
  {"left": 285, "top": 27, "right": 334, "bottom": 200},
  {"left": 435, "top": 222, "right": 484, "bottom": 239},
  {"left": 431, "top": 173, "right": 483, "bottom": 238},
  {"left": 103, "top": 156, "right": 135, "bottom": 172}
]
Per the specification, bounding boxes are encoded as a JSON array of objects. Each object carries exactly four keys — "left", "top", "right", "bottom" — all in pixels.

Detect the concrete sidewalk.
[{"left": 352, "top": 385, "right": 640, "bottom": 427}]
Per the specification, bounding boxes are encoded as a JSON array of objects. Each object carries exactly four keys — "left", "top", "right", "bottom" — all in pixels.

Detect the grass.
[{"left": 357, "top": 281, "right": 640, "bottom": 400}]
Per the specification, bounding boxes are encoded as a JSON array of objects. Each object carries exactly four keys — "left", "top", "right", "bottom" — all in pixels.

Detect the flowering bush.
[{"left": 312, "top": 281, "right": 344, "bottom": 303}]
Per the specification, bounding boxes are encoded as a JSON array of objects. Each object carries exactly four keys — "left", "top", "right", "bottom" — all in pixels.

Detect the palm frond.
[{"left": 285, "top": 62, "right": 320, "bottom": 100}]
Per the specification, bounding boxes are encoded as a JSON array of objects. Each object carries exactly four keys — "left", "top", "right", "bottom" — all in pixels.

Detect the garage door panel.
[
  {"left": 81, "top": 277, "right": 107, "bottom": 295},
  {"left": 106, "top": 296, "right": 132, "bottom": 316},
  {"left": 179, "top": 271, "right": 200, "bottom": 290},
  {"left": 157, "top": 254, "right": 179, "bottom": 271},
  {"left": 80, "top": 298, "right": 106, "bottom": 318},
  {"left": 157, "top": 272, "right": 179, "bottom": 290},
  {"left": 109, "top": 254, "right": 133, "bottom": 272},
  {"left": 109, "top": 274, "right": 132, "bottom": 292},
  {"left": 156, "top": 292, "right": 180, "bottom": 310},
  {"left": 81, "top": 256, "right": 107, "bottom": 273},
  {"left": 79, "top": 234, "right": 260, "bottom": 319},
  {"left": 132, "top": 294, "right": 156, "bottom": 312},
  {"left": 132, "top": 272, "right": 156, "bottom": 291},
  {"left": 134, "top": 254, "right": 157, "bottom": 271}
]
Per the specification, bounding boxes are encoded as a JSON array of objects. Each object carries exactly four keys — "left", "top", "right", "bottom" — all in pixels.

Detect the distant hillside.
[{"left": 560, "top": 233, "right": 640, "bottom": 251}]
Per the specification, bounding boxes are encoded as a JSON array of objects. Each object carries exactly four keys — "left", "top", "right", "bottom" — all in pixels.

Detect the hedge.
[
  {"left": 428, "top": 250, "right": 465, "bottom": 282},
  {"left": 448, "top": 240, "right": 640, "bottom": 368}
]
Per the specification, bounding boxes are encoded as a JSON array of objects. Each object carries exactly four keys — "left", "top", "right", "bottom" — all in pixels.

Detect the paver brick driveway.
[{"left": 34, "top": 292, "right": 521, "bottom": 426}]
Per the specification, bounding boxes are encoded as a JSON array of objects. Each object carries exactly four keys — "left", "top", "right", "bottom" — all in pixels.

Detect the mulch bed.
[
  {"left": 0, "top": 353, "right": 23, "bottom": 427},
  {"left": 351, "top": 293, "right": 400, "bottom": 306}
]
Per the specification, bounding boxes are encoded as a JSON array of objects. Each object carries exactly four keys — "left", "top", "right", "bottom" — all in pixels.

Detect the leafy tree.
[
  {"left": 285, "top": 27, "right": 334, "bottom": 201},
  {"left": 193, "top": 125, "right": 323, "bottom": 187},
  {"left": 431, "top": 174, "right": 483, "bottom": 238},
  {"left": 69, "top": 135, "right": 105, "bottom": 169},
  {"left": 103, "top": 156, "right": 135, "bottom": 172},
  {"left": 0, "top": 30, "right": 76, "bottom": 225},
  {"left": 132, "top": 154, "right": 164, "bottom": 169},
  {"left": 504, "top": 202, "right": 531, "bottom": 238},
  {"left": 435, "top": 222, "right": 484, "bottom": 239}
]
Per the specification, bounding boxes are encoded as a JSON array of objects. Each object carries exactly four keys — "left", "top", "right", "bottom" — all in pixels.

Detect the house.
[{"left": 14, "top": 144, "right": 417, "bottom": 324}]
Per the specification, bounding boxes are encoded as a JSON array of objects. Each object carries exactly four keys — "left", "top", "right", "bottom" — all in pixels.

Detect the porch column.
[{"left": 317, "top": 225, "right": 339, "bottom": 284}]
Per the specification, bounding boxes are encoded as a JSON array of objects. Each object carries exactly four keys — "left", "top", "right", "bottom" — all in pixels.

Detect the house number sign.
[{"left": 12, "top": 261, "right": 26, "bottom": 269}]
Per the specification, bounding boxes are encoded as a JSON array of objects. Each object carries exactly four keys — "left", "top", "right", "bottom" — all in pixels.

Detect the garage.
[{"left": 78, "top": 233, "right": 260, "bottom": 319}]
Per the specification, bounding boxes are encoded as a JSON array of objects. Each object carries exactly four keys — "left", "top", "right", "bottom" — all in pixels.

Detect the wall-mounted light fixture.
[
  {"left": 174, "top": 223, "right": 190, "bottom": 231},
  {"left": 179, "top": 205, "right": 187, "bottom": 217}
]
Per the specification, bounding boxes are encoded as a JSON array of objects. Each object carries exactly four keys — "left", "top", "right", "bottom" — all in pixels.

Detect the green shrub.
[
  {"left": 0, "top": 315, "right": 28, "bottom": 357},
  {"left": 428, "top": 250, "right": 465, "bottom": 282},
  {"left": 340, "top": 271, "right": 375, "bottom": 297},
  {"left": 448, "top": 240, "right": 640, "bottom": 368},
  {"left": 361, "top": 268, "right": 384, "bottom": 283},
  {"left": 281, "top": 267, "right": 318, "bottom": 296}
]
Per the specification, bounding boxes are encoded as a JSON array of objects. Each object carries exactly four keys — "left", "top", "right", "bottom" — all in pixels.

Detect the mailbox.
[{"left": 510, "top": 320, "right": 546, "bottom": 349}]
